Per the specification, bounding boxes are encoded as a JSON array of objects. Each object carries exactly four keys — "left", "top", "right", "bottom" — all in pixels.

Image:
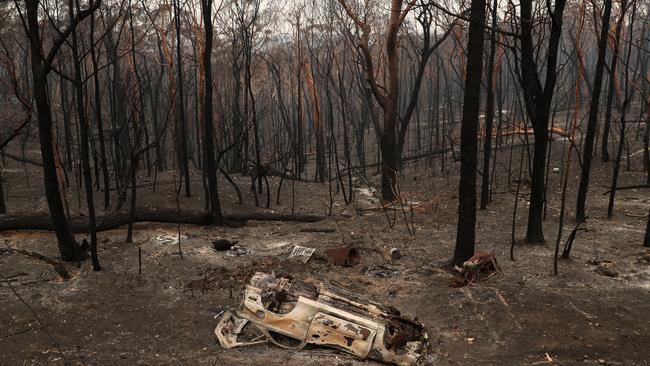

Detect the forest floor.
[{"left": 1, "top": 138, "right": 649, "bottom": 366}]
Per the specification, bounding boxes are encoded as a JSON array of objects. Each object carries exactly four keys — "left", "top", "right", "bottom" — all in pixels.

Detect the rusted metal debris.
[
  {"left": 215, "top": 272, "right": 427, "bottom": 365},
  {"left": 288, "top": 245, "right": 316, "bottom": 263},
  {"left": 383, "top": 247, "right": 402, "bottom": 261},
  {"left": 325, "top": 247, "right": 360, "bottom": 266},
  {"left": 453, "top": 251, "right": 501, "bottom": 287}
]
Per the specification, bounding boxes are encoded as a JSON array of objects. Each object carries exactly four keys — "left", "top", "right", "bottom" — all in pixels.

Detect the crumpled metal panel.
[{"left": 215, "top": 272, "right": 427, "bottom": 365}]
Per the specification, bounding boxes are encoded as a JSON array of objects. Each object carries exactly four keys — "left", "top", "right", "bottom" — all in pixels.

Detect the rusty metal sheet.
[
  {"left": 325, "top": 247, "right": 360, "bottom": 266},
  {"left": 214, "top": 311, "right": 266, "bottom": 349},
  {"left": 306, "top": 312, "right": 376, "bottom": 357}
]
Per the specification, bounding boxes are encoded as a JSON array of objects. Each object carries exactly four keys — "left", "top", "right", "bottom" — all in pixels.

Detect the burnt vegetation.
[{"left": 0, "top": 0, "right": 649, "bottom": 364}]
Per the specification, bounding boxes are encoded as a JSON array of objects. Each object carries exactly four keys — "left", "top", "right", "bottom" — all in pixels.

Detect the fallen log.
[
  {"left": 300, "top": 227, "right": 337, "bottom": 233},
  {"left": 0, "top": 208, "right": 324, "bottom": 233},
  {"left": 602, "top": 184, "right": 650, "bottom": 195}
]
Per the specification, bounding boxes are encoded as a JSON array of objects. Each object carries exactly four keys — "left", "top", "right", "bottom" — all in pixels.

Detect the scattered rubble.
[
  {"left": 366, "top": 264, "right": 401, "bottom": 278},
  {"left": 587, "top": 259, "right": 619, "bottom": 277},
  {"left": 215, "top": 272, "right": 427, "bottom": 366},
  {"left": 453, "top": 252, "right": 500, "bottom": 287},
  {"left": 288, "top": 245, "right": 316, "bottom": 263},
  {"left": 226, "top": 245, "right": 251, "bottom": 256}
]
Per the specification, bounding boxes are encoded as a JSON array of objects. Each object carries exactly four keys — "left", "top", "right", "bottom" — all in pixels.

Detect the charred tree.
[
  {"left": 89, "top": 2, "right": 110, "bottom": 210},
  {"left": 200, "top": 0, "right": 223, "bottom": 222},
  {"left": 68, "top": 0, "right": 100, "bottom": 270},
  {"left": 575, "top": 0, "right": 613, "bottom": 223},
  {"left": 173, "top": 0, "right": 191, "bottom": 197},
  {"left": 452, "top": 0, "right": 486, "bottom": 266},
  {"left": 601, "top": 1, "right": 628, "bottom": 162},
  {"left": 23, "top": 0, "right": 100, "bottom": 261},
  {"left": 337, "top": 0, "right": 411, "bottom": 202},
  {"left": 480, "top": 0, "right": 498, "bottom": 210},
  {"left": 518, "top": 0, "right": 567, "bottom": 243}
]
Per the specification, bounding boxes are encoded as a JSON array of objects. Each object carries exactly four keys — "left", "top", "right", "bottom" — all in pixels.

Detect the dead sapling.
[{"left": 561, "top": 219, "right": 588, "bottom": 259}]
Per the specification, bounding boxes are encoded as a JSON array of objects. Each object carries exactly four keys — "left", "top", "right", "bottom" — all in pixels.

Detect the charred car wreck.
[{"left": 215, "top": 272, "right": 427, "bottom": 365}]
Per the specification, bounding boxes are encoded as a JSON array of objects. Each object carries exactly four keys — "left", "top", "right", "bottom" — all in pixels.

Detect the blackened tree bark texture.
[
  {"left": 452, "top": 0, "right": 486, "bottom": 266},
  {"left": 575, "top": 0, "right": 613, "bottom": 223},
  {"left": 600, "top": 0, "right": 627, "bottom": 163},
  {"left": 518, "top": 0, "right": 567, "bottom": 243},
  {"left": 89, "top": 1, "right": 110, "bottom": 210},
  {"left": 173, "top": 0, "right": 191, "bottom": 198},
  {"left": 480, "top": 0, "right": 498, "bottom": 210},
  {"left": 24, "top": 0, "right": 100, "bottom": 261},
  {"left": 200, "top": 0, "right": 223, "bottom": 223},
  {"left": 68, "top": 0, "right": 101, "bottom": 270}
]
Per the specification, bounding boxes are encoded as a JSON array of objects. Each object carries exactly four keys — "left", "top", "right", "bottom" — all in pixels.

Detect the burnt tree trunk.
[
  {"left": 452, "top": 0, "right": 486, "bottom": 266},
  {"left": 69, "top": 0, "right": 100, "bottom": 270},
  {"left": 600, "top": 1, "right": 627, "bottom": 163},
  {"left": 173, "top": 0, "right": 191, "bottom": 198},
  {"left": 519, "top": 0, "right": 567, "bottom": 243},
  {"left": 575, "top": 0, "right": 613, "bottom": 223},
  {"left": 480, "top": 0, "right": 498, "bottom": 210},
  {"left": 24, "top": 0, "right": 100, "bottom": 261},
  {"left": 89, "top": 4, "right": 110, "bottom": 210},
  {"left": 201, "top": 0, "right": 223, "bottom": 222}
]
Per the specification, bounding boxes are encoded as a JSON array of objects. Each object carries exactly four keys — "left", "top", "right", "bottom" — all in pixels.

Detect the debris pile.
[
  {"left": 215, "top": 272, "right": 427, "bottom": 365},
  {"left": 453, "top": 252, "right": 500, "bottom": 287},
  {"left": 588, "top": 259, "right": 619, "bottom": 277}
]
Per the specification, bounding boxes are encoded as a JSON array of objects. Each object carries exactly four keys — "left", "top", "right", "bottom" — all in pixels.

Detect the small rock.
[
  {"left": 598, "top": 359, "right": 606, "bottom": 365},
  {"left": 596, "top": 264, "right": 618, "bottom": 277},
  {"left": 340, "top": 207, "right": 355, "bottom": 218},
  {"left": 119, "top": 353, "right": 128, "bottom": 359}
]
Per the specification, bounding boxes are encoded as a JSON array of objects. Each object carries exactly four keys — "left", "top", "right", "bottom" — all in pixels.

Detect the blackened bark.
[
  {"left": 452, "top": 0, "right": 486, "bottom": 266},
  {"left": 68, "top": 0, "right": 100, "bottom": 270},
  {"left": 607, "top": 0, "right": 636, "bottom": 219},
  {"left": 480, "top": 0, "right": 498, "bottom": 210},
  {"left": 89, "top": 5, "right": 110, "bottom": 210},
  {"left": 201, "top": 0, "right": 223, "bottom": 223},
  {"left": 24, "top": 0, "right": 100, "bottom": 261},
  {"left": 601, "top": 1, "right": 626, "bottom": 163},
  {"left": 576, "top": 0, "right": 613, "bottom": 223},
  {"left": 519, "top": 0, "right": 567, "bottom": 243},
  {"left": 173, "top": 0, "right": 191, "bottom": 198}
]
